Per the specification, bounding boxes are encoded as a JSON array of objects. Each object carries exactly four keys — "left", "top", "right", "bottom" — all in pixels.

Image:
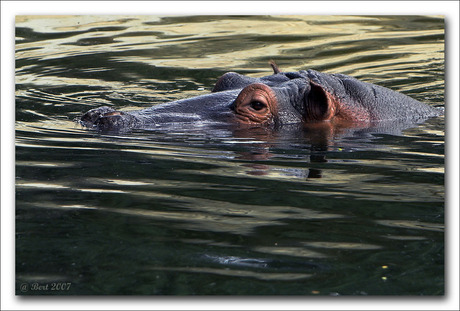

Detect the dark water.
[{"left": 15, "top": 15, "right": 444, "bottom": 295}]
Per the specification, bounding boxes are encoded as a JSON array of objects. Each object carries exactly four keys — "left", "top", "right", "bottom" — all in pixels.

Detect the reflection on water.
[{"left": 15, "top": 15, "right": 444, "bottom": 295}]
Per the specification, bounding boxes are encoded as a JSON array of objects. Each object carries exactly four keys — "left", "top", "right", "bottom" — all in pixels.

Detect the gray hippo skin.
[{"left": 79, "top": 64, "right": 442, "bottom": 131}]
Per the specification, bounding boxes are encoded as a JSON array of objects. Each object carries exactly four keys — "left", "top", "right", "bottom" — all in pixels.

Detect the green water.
[{"left": 15, "top": 15, "right": 444, "bottom": 295}]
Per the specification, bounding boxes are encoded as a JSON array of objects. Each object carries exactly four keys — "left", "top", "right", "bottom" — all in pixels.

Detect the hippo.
[{"left": 79, "top": 63, "right": 442, "bottom": 132}]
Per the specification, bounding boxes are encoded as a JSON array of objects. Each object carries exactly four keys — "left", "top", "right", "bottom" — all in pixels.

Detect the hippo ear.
[
  {"left": 212, "top": 72, "right": 258, "bottom": 92},
  {"left": 304, "top": 81, "right": 336, "bottom": 121},
  {"left": 269, "top": 60, "right": 282, "bottom": 74}
]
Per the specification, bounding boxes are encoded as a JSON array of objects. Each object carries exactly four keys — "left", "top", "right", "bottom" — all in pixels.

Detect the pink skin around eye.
[{"left": 234, "top": 84, "right": 278, "bottom": 124}]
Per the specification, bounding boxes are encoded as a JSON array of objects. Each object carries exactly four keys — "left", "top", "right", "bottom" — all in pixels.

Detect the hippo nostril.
[
  {"left": 79, "top": 106, "right": 116, "bottom": 127},
  {"left": 103, "top": 111, "right": 123, "bottom": 117}
]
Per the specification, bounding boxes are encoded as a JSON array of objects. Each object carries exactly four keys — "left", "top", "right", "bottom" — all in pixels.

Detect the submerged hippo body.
[{"left": 79, "top": 65, "right": 442, "bottom": 131}]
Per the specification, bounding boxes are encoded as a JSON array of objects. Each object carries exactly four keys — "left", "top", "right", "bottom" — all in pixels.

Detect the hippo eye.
[
  {"left": 233, "top": 83, "right": 278, "bottom": 124},
  {"left": 250, "top": 101, "right": 266, "bottom": 111}
]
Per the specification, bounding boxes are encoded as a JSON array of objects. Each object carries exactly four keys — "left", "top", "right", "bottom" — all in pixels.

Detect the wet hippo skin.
[{"left": 79, "top": 64, "right": 442, "bottom": 132}]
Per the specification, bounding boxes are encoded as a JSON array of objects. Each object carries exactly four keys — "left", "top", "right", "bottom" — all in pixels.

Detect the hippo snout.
[{"left": 79, "top": 106, "right": 140, "bottom": 130}]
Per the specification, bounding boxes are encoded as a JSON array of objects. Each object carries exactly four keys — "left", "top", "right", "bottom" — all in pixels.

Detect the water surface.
[{"left": 15, "top": 15, "right": 444, "bottom": 295}]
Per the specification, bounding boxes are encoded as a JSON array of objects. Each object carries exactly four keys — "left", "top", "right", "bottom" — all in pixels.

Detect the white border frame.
[{"left": 2, "top": 1, "right": 459, "bottom": 310}]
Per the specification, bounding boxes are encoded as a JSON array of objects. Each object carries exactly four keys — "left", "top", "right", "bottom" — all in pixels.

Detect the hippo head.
[{"left": 79, "top": 63, "right": 440, "bottom": 132}]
